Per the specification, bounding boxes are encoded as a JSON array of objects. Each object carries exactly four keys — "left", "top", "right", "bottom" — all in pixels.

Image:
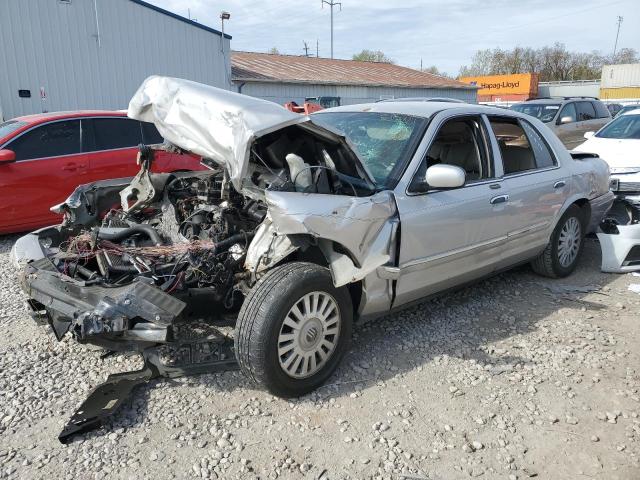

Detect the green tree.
[
  {"left": 352, "top": 49, "right": 394, "bottom": 63},
  {"left": 268, "top": 47, "right": 280, "bottom": 55}
]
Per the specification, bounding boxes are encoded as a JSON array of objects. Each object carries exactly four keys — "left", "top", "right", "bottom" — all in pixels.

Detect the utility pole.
[
  {"left": 613, "top": 15, "right": 623, "bottom": 57},
  {"left": 316, "top": 39, "right": 319, "bottom": 57},
  {"left": 303, "top": 41, "right": 310, "bottom": 57},
  {"left": 321, "top": 0, "right": 341, "bottom": 59}
]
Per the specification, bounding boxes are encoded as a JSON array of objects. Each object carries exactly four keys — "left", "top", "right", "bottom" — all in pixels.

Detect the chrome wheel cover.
[
  {"left": 558, "top": 217, "right": 581, "bottom": 267},
  {"left": 277, "top": 291, "right": 341, "bottom": 379}
]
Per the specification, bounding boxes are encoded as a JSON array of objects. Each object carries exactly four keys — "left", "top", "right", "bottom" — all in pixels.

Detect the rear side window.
[
  {"left": 90, "top": 118, "right": 142, "bottom": 151},
  {"left": 592, "top": 101, "right": 611, "bottom": 119},
  {"left": 141, "top": 122, "right": 164, "bottom": 144},
  {"left": 576, "top": 102, "right": 596, "bottom": 121},
  {"left": 488, "top": 117, "right": 556, "bottom": 174},
  {"left": 7, "top": 120, "right": 80, "bottom": 161}
]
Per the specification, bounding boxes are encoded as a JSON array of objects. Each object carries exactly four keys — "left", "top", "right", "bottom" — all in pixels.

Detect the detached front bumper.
[{"left": 15, "top": 231, "right": 186, "bottom": 350}]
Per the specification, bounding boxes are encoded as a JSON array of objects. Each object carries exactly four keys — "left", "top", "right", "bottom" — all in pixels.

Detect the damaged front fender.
[{"left": 257, "top": 190, "right": 399, "bottom": 287}]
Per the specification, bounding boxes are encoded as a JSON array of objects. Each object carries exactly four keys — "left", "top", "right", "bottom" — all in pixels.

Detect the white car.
[{"left": 575, "top": 108, "right": 640, "bottom": 206}]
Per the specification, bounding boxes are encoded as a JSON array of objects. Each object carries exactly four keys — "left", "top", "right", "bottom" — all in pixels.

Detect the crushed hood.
[{"left": 128, "top": 76, "right": 373, "bottom": 191}]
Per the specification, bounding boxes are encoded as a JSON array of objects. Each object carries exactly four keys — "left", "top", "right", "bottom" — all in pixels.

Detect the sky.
[{"left": 148, "top": 0, "right": 639, "bottom": 76}]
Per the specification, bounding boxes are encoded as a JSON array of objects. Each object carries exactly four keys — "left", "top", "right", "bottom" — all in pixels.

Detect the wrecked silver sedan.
[{"left": 13, "top": 77, "right": 613, "bottom": 440}]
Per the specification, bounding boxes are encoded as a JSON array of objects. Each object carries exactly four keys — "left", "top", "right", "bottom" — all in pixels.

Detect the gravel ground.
[{"left": 0, "top": 234, "right": 639, "bottom": 480}]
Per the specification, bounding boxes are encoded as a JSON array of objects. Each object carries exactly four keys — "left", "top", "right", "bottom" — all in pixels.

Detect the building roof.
[
  {"left": 231, "top": 52, "right": 475, "bottom": 90},
  {"left": 129, "top": 0, "right": 231, "bottom": 39}
]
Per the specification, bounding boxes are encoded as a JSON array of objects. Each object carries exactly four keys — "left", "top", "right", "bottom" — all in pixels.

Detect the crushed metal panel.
[
  {"left": 127, "top": 76, "right": 307, "bottom": 191},
  {"left": 245, "top": 217, "right": 298, "bottom": 273},
  {"left": 265, "top": 190, "right": 398, "bottom": 286}
]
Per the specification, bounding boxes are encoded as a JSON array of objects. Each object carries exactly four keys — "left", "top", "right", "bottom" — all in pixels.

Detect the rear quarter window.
[{"left": 592, "top": 101, "right": 611, "bottom": 119}]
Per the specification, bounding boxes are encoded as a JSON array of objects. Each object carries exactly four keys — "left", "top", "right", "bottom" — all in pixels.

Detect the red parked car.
[{"left": 0, "top": 111, "right": 206, "bottom": 234}]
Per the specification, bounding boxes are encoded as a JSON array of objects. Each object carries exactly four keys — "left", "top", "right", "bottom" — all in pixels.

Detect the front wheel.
[
  {"left": 235, "top": 262, "right": 352, "bottom": 397},
  {"left": 531, "top": 204, "right": 585, "bottom": 278}
]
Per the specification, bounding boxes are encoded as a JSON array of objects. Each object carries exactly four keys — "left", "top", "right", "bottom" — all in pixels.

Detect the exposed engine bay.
[{"left": 17, "top": 119, "right": 382, "bottom": 349}]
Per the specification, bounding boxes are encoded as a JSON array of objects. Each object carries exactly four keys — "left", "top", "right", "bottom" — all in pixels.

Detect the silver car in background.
[
  {"left": 510, "top": 97, "right": 611, "bottom": 149},
  {"left": 14, "top": 78, "right": 613, "bottom": 406}
]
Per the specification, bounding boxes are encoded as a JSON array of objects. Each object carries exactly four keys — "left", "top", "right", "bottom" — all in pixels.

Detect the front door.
[
  {"left": 0, "top": 119, "right": 86, "bottom": 232},
  {"left": 394, "top": 114, "right": 510, "bottom": 306}
]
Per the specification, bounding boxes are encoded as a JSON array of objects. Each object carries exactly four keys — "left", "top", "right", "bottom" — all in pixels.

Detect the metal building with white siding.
[
  {"left": 0, "top": 0, "right": 232, "bottom": 120},
  {"left": 232, "top": 52, "right": 477, "bottom": 105}
]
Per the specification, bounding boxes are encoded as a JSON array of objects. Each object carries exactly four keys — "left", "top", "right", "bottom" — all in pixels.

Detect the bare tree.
[{"left": 458, "top": 44, "right": 639, "bottom": 81}]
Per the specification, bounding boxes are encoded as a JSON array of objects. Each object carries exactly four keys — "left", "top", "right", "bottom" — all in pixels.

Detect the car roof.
[
  {"left": 514, "top": 98, "right": 565, "bottom": 105},
  {"left": 318, "top": 101, "right": 508, "bottom": 118},
  {"left": 12, "top": 110, "right": 127, "bottom": 124}
]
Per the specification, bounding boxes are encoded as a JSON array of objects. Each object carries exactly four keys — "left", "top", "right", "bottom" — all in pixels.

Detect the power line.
[
  {"left": 613, "top": 15, "right": 623, "bottom": 56},
  {"left": 321, "top": 0, "right": 341, "bottom": 59}
]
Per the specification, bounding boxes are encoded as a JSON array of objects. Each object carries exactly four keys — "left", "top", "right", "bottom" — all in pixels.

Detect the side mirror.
[
  {"left": 0, "top": 149, "right": 16, "bottom": 164},
  {"left": 558, "top": 116, "right": 573, "bottom": 125},
  {"left": 584, "top": 131, "right": 595, "bottom": 139},
  {"left": 425, "top": 164, "right": 465, "bottom": 189}
]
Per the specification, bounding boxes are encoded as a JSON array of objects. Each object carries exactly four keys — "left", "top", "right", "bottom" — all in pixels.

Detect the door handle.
[
  {"left": 554, "top": 181, "right": 566, "bottom": 189},
  {"left": 490, "top": 194, "right": 509, "bottom": 205},
  {"left": 62, "top": 163, "right": 77, "bottom": 172}
]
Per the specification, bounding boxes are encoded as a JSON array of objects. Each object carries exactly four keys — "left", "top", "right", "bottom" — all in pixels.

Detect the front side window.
[
  {"left": 488, "top": 116, "right": 555, "bottom": 174},
  {"left": 596, "top": 114, "right": 640, "bottom": 139},
  {"left": 312, "top": 111, "right": 426, "bottom": 189},
  {"left": 510, "top": 103, "right": 560, "bottom": 123},
  {"left": 576, "top": 102, "right": 596, "bottom": 121},
  {"left": 89, "top": 118, "right": 143, "bottom": 152},
  {"left": 558, "top": 103, "right": 577, "bottom": 124},
  {"left": 409, "top": 116, "right": 491, "bottom": 193},
  {"left": 7, "top": 120, "right": 80, "bottom": 161}
]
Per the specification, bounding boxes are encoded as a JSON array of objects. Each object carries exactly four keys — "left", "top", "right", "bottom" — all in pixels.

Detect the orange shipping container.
[{"left": 459, "top": 73, "right": 538, "bottom": 97}]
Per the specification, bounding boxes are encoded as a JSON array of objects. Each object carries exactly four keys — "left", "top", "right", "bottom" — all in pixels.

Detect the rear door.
[
  {"left": 0, "top": 119, "right": 85, "bottom": 230},
  {"left": 575, "top": 101, "right": 602, "bottom": 143},
  {"left": 83, "top": 116, "right": 144, "bottom": 180},
  {"left": 486, "top": 115, "right": 569, "bottom": 266}
]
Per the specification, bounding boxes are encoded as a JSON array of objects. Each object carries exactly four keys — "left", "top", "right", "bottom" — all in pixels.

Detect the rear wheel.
[
  {"left": 531, "top": 205, "right": 585, "bottom": 278},
  {"left": 235, "top": 262, "right": 352, "bottom": 397}
]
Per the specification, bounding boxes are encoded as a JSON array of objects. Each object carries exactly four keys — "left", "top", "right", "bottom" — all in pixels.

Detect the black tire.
[
  {"left": 531, "top": 204, "right": 585, "bottom": 278},
  {"left": 235, "top": 262, "right": 353, "bottom": 398}
]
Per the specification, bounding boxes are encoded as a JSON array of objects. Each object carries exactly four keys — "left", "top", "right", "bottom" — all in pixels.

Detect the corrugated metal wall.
[
  {"left": 537, "top": 80, "right": 601, "bottom": 98},
  {"left": 601, "top": 64, "right": 640, "bottom": 89},
  {"left": 0, "top": 0, "right": 231, "bottom": 120},
  {"left": 238, "top": 82, "right": 477, "bottom": 106}
]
